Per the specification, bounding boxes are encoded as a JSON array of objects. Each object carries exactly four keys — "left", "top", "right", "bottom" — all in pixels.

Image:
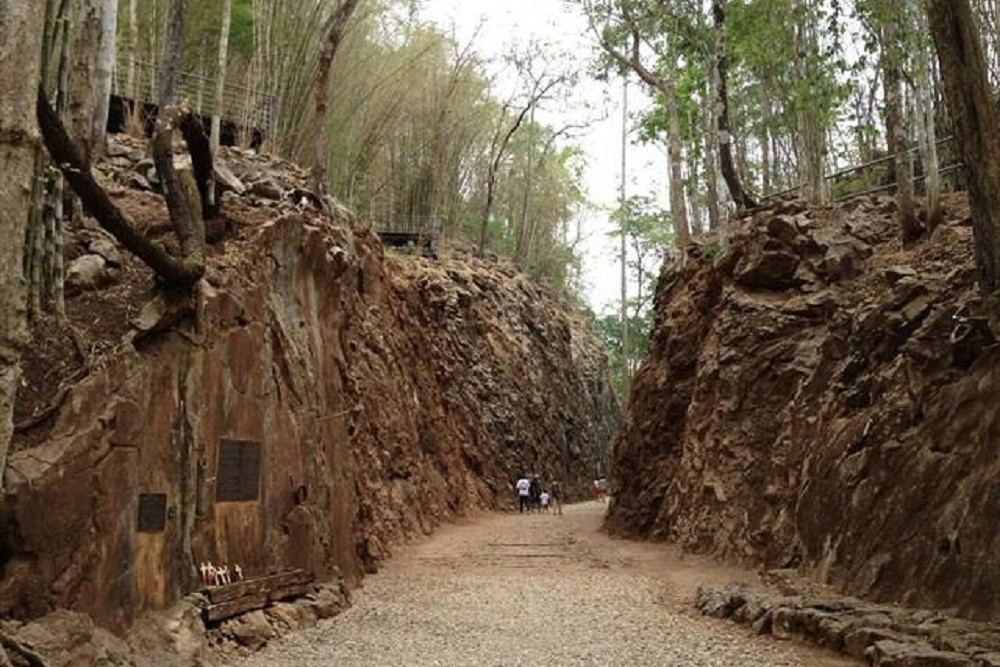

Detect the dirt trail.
[{"left": 230, "top": 503, "right": 855, "bottom": 666}]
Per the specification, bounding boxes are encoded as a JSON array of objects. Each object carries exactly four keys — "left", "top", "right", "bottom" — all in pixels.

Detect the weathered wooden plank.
[
  {"left": 203, "top": 592, "right": 269, "bottom": 623},
  {"left": 269, "top": 583, "right": 314, "bottom": 603},
  {"left": 204, "top": 569, "right": 313, "bottom": 605}
]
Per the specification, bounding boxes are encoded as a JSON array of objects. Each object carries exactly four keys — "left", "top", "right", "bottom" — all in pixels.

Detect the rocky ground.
[{"left": 225, "top": 503, "right": 853, "bottom": 667}]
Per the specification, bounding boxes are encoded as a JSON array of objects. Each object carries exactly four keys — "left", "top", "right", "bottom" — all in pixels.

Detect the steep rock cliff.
[
  {"left": 0, "top": 138, "right": 619, "bottom": 631},
  {"left": 608, "top": 195, "right": 999, "bottom": 620}
]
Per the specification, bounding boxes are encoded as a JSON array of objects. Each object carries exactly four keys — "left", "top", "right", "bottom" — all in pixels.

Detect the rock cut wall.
[
  {"left": 1, "top": 209, "right": 619, "bottom": 630},
  {"left": 608, "top": 196, "right": 1000, "bottom": 621}
]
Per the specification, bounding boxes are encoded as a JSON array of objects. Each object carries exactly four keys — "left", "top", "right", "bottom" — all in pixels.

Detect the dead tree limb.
[
  {"left": 174, "top": 109, "right": 216, "bottom": 219},
  {"left": 151, "top": 106, "right": 207, "bottom": 270},
  {"left": 37, "top": 88, "right": 204, "bottom": 289}
]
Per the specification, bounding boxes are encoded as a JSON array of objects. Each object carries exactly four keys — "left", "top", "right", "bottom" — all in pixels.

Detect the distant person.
[
  {"left": 516, "top": 475, "right": 531, "bottom": 513},
  {"left": 550, "top": 480, "right": 563, "bottom": 515},
  {"left": 591, "top": 479, "right": 604, "bottom": 502},
  {"left": 529, "top": 477, "right": 542, "bottom": 513},
  {"left": 540, "top": 490, "right": 550, "bottom": 513}
]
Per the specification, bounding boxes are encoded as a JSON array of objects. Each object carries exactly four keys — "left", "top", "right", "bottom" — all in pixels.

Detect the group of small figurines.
[{"left": 199, "top": 561, "right": 245, "bottom": 587}]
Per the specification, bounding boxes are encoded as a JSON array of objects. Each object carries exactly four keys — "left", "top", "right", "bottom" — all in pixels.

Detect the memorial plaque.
[
  {"left": 216, "top": 438, "right": 261, "bottom": 502},
  {"left": 137, "top": 493, "right": 168, "bottom": 532}
]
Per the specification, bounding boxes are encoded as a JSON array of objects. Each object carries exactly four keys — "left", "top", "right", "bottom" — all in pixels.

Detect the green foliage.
[{"left": 592, "top": 308, "right": 654, "bottom": 403}]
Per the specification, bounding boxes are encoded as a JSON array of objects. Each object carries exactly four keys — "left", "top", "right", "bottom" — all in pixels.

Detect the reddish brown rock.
[
  {"left": 3, "top": 148, "right": 619, "bottom": 633},
  {"left": 609, "top": 194, "right": 999, "bottom": 621}
]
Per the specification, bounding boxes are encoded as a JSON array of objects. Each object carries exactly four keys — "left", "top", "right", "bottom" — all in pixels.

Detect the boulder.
[
  {"left": 306, "top": 582, "right": 350, "bottom": 620},
  {"left": 821, "top": 239, "right": 868, "bottom": 282},
  {"left": 4, "top": 609, "right": 136, "bottom": 667},
  {"left": 88, "top": 237, "right": 123, "bottom": 267},
  {"left": 250, "top": 179, "right": 283, "bottom": 200},
  {"left": 734, "top": 248, "right": 801, "bottom": 289},
  {"left": 222, "top": 610, "right": 274, "bottom": 651},
  {"left": 66, "top": 254, "right": 118, "bottom": 294},
  {"left": 870, "top": 640, "right": 974, "bottom": 667}
]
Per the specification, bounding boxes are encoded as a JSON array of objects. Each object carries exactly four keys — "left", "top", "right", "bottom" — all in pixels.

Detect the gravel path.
[{"left": 229, "top": 503, "right": 854, "bottom": 667}]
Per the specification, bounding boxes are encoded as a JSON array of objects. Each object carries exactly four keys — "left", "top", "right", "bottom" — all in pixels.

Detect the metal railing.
[
  {"left": 762, "top": 135, "right": 963, "bottom": 203},
  {"left": 112, "top": 57, "right": 275, "bottom": 138}
]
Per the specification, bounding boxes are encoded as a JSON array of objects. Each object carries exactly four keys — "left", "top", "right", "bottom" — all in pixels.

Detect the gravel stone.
[{"left": 227, "top": 504, "right": 853, "bottom": 667}]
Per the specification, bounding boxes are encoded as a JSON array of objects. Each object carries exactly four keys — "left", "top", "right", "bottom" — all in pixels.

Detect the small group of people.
[{"left": 514, "top": 474, "right": 562, "bottom": 515}]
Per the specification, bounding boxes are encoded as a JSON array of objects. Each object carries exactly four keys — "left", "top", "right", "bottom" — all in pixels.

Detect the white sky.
[{"left": 419, "top": 0, "right": 669, "bottom": 313}]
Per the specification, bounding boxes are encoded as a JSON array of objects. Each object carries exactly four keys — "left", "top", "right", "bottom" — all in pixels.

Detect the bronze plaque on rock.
[
  {"left": 216, "top": 438, "right": 261, "bottom": 502},
  {"left": 137, "top": 493, "right": 167, "bottom": 532}
]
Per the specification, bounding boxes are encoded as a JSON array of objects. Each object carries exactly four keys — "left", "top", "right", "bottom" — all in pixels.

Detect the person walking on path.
[
  {"left": 540, "top": 490, "right": 550, "bottom": 513},
  {"left": 515, "top": 475, "right": 531, "bottom": 513},
  {"left": 550, "top": 480, "right": 563, "bottom": 515},
  {"left": 529, "top": 477, "right": 542, "bottom": 513}
]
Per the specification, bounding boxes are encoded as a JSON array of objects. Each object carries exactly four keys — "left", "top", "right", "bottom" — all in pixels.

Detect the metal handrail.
[{"left": 112, "top": 57, "right": 276, "bottom": 136}]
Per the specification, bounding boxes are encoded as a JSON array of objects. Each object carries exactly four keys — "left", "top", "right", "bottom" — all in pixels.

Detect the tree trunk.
[
  {"left": 926, "top": 0, "right": 1000, "bottom": 291},
  {"left": 712, "top": 0, "right": 756, "bottom": 210},
  {"left": 704, "top": 63, "right": 721, "bottom": 231},
  {"left": 90, "top": 0, "right": 118, "bottom": 157},
  {"left": 68, "top": 0, "right": 101, "bottom": 164},
  {"left": 883, "top": 6, "right": 919, "bottom": 242},
  {"left": 0, "top": 0, "right": 46, "bottom": 489},
  {"left": 914, "top": 4, "right": 942, "bottom": 229},
  {"left": 126, "top": 0, "right": 138, "bottom": 131},
  {"left": 663, "top": 54, "right": 691, "bottom": 246},
  {"left": 210, "top": 0, "right": 233, "bottom": 156},
  {"left": 794, "top": 9, "right": 826, "bottom": 204},
  {"left": 159, "top": 0, "right": 187, "bottom": 107},
  {"left": 760, "top": 88, "right": 773, "bottom": 195},
  {"left": 312, "top": 0, "right": 363, "bottom": 201},
  {"left": 619, "top": 79, "right": 630, "bottom": 395}
]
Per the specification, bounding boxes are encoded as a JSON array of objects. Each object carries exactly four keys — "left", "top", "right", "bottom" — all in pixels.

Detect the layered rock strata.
[{"left": 608, "top": 195, "right": 999, "bottom": 620}]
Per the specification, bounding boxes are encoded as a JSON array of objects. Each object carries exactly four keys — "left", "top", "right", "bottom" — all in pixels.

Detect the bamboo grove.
[{"left": 22, "top": 0, "right": 590, "bottom": 330}]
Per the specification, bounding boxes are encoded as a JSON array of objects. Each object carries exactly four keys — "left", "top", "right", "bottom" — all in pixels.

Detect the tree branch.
[{"left": 37, "top": 88, "right": 204, "bottom": 288}]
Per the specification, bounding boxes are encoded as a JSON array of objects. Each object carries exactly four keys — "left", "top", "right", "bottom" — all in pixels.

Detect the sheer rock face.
[
  {"left": 607, "top": 195, "right": 1000, "bottom": 621},
  {"left": 1, "top": 211, "right": 618, "bottom": 630}
]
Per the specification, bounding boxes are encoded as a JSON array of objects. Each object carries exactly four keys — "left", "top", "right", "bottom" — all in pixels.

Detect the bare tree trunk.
[
  {"left": 794, "top": 5, "right": 825, "bottom": 204},
  {"left": 712, "top": 0, "right": 756, "bottom": 210},
  {"left": 159, "top": 0, "right": 187, "bottom": 107},
  {"left": 312, "top": 0, "right": 363, "bottom": 202},
  {"left": 126, "top": 0, "right": 139, "bottom": 132},
  {"left": 914, "top": 4, "right": 942, "bottom": 229},
  {"left": 705, "top": 137, "right": 721, "bottom": 232},
  {"left": 761, "top": 94, "right": 772, "bottom": 194},
  {"left": 0, "top": 0, "right": 46, "bottom": 489},
  {"left": 883, "top": 7, "right": 919, "bottom": 242},
  {"left": 68, "top": 0, "right": 101, "bottom": 164},
  {"left": 664, "top": 53, "right": 691, "bottom": 246},
  {"left": 619, "top": 78, "right": 630, "bottom": 396},
  {"left": 926, "top": 0, "right": 1000, "bottom": 291},
  {"left": 90, "top": 0, "right": 118, "bottom": 156},
  {"left": 514, "top": 107, "right": 535, "bottom": 265},
  {"left": 210, "top": 0, "right": 232, "bottom": 156},
  {"left": 704, "top": 65, "right": 721, "bottom": 231}
]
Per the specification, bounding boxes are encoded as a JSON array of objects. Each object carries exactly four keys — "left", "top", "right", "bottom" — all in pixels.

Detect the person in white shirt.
[
  {"left": 515, "top": 476, "right": 531, "bottom": 513},
  {"left": 539, "top": 491, "right": 550, "bottom": 513}
]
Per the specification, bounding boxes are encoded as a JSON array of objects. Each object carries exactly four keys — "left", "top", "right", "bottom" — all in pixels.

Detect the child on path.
[{"left": 540, "top": 490, "right": 550, "bottom": 513}]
